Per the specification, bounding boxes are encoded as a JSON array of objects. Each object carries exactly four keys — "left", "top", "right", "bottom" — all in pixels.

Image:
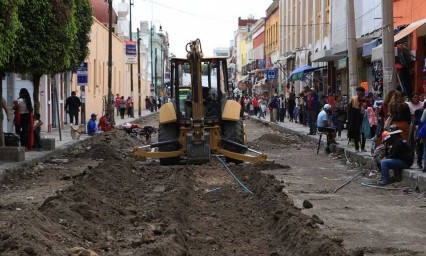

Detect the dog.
[
  {"left": 139, "top": 126, "right": 157, "bottom": 144},
  {"left": 71, "top": 124, "right": 85, "bottom": 140}
]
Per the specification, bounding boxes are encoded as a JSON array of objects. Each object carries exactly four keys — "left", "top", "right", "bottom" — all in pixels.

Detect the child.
[
  {"left": 12, "top": 100, "right": 20, "bottom": 134},
  {"left": 33, "top": 113, "right": 43, "bottom": 151}
]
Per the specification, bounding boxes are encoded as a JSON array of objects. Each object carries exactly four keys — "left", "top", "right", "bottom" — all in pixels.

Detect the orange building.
[{"left": 393, "top": 0, "right": 426, "bottom": 94}]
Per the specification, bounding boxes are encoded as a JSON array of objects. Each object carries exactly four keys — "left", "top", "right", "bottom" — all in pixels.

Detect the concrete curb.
[{"left": 247, "top": 115, "right": 426, "bottom": 193}]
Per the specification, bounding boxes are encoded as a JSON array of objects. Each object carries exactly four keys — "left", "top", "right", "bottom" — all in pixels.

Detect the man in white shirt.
[{"left": 317, "top": 104, "right": 337, "bottom": 153}]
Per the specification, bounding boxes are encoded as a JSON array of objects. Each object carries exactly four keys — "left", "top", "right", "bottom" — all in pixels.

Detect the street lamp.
[
  {"left": 137, "top": 28, "right": 141, "bottom": 116},
  {"left": 129, "top": 0, "right": 135, "bottom": 117},
  {"left": 107, "top": 0, "right": 114, "bottom": 122}
]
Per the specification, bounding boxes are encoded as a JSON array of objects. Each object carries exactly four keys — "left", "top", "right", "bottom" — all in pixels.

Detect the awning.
[
  {"left": 312, "top": 49, "right": 346, "bottom": 62},
  {"left": 394, "top": 18, "right": 426, "bottom": 42},
  {"left": 362, "top": 39, "right": 380, "bottom": 57},
  {"left": 371, "top": 44, "right": 398, "bottom": 62},
  {"left": 287, "top": 65, "right": 325, "bottom": 82}
]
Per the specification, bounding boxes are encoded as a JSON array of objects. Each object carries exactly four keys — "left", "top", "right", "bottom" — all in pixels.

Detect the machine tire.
[
  {"left": 158, "top": 123, "right": 180, "bottom": 165},
  {"left": 221, "top": 120, "right": 247, "bottom": 164}
]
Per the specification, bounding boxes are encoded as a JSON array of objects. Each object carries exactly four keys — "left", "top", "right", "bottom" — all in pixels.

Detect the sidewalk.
[
  {"left": 249, "top": 112, "right": 426, "bottom": 193},
  {"left": 0, "top": 110, "right": 156, "bottom": 177}
]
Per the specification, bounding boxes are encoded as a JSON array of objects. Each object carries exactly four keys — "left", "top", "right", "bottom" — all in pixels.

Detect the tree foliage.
[
  {"left": 0, "top": 0, "right": 23, "bottom": 70},
  {"left": 71, "top": 0, "right": 93, "bottom": 68}
]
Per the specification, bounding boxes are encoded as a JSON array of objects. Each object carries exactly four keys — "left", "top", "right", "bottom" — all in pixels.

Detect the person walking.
[
  {"left": 114, "top": 94, "right": 121, "bottom": 116},
  {"left": 145, "top": 96, "right": 150, "bottom": 110},
  {"left": 65, "top": 91, "right": 81, "bottom": 125},
  {"left": 347, "top": 86, "right": 365, "bottom": 151},
  {"left": 126, "top": 97, "right": 133, "bottom": 117},
  {"left": 288, "top": 93, "right": 296, "bottom": 122},
  {"left": 305, "top": 88, "right": 319, "bottom": 135},
  {"left": 269, "top": 94, "right": 279, "bottom": 123},
  {"left": 119, "top": 96, "right": 126, "bottom": 119},
  {"left": 252, "top": 95, "right": 259, "bottom": 117},
  {"left": 16, "top": 88, "right": 34, "bottom": 151}
]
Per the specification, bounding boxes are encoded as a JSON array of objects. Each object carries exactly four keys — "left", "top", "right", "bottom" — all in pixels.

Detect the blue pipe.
[{"left": 215, "top": 155, "right": 254, "bottom": 194}]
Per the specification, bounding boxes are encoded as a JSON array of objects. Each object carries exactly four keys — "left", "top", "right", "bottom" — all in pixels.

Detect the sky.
[{"left": 115, "top": 0, "right": 273, "bottom": 57}]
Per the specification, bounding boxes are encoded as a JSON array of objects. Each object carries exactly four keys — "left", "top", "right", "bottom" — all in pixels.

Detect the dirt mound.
[
  {"left": 248, "top": 133, "right": 315, "bottom": 150},
  {"left": 0, "top": 118, "right": 348, "bottom": 255}
]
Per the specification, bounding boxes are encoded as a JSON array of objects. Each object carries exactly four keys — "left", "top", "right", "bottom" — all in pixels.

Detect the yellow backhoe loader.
[{"left": 134, "top": 39, "right": 267, "bottom": 165}]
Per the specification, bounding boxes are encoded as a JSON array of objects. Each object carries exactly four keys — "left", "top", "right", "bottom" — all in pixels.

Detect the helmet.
[
  {"left": 323, "top": 104, "right": 332, "bottom": 111},
  {"left": 381, "top": 131, "right": 389, "bottom": 141}
]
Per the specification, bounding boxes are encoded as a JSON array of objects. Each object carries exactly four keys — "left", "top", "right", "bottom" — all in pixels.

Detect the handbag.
[{"left": 383, "top": 115, "right": 393, "bottom": 130}]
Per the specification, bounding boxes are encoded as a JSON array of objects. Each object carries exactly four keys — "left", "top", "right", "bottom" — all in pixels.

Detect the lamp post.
[
  {"left": 137, "top": 28, "right": 141, "bottom": 116},
  {"left": 129, "top": 0, "right": 134, "bottom": 117},
  {"left": 107, "top": 0, "right": 114, "bottom": 122}
]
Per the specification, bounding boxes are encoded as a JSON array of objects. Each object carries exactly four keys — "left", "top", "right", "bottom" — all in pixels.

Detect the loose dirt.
[{"left": 0, "top": 115, "right": 358, "bottom": 255}]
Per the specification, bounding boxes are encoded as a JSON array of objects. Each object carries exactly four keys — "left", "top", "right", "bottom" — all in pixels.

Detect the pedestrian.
[
  {"left": 288, "top": 93, "right": 296, "bottom": 122},
  {"left": 87, "top": 113, "right": 100, "bottom": 136},
  {"left": 269, "top": 94, "right": 279, "bottom": 123},
  {"left": 388, "top": 91, "right": 411, "bottom": 140},
  {"left": 317, "top": 104, "right": 338, "bottom": 153},
  {"left": 65, "top": 91, "right": 81, "bottom": 125},
  {"left": 378, "top": 90, "right": 396, "bottom": 135},
  {"left": 259, "top": 98, "right": 267, "bottom": 119},
  {"left": 378, "top": 125, "right": 414, "bottom": 186},
  {"left": 119, "top": 96, "right": 126, "bottom": 119},
  {"left": 278, "top": 94, "right": 286, "bottom": 122},
  {"left": 115, "top": 94, "right": 121, "bottom": 116},
  {"left": 366, "top": 99, "right": 378, "bottom": 139},
  {"left": 252, "top": 95, "right": 259, "bottom": 117},
  {"left": 360, "top": 100, "right": 371, "bottom": 152},
  {"left": 126, "top": 96, "right": 133, "bottom": 117},
  {"left": 418, "top": 103, "right": 426, "bottom": 172},
  {"left": 16, "top": 88, "right": 34, "bottom": 151},
  {"left": 1, "top": 97, "right": 11, "bottom": 124},
  {"left": 145, "top": 96, "right": 150, "bottom": 110},
  {"left": 12, "top": 100, "right": 20, "bottom": 134},
  {"left": 158, "top": 96, "right": 162, "bottom": 109},
  {"left": 305, "top": 88, "right": 319, "bottom": 135},
  {"left": 347, "top": 86, "right": 365, "bottom": 152},
  {"left": 333, "top": 93, "right": 345, "bottom": 140},
  {"left": 33, "top": 113, "right": 43, "bottom": 151}
]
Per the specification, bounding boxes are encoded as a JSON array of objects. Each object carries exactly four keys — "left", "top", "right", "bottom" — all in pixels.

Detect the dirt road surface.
[{"left": 0, "top": 114, "right": 424, "bottom": 255}]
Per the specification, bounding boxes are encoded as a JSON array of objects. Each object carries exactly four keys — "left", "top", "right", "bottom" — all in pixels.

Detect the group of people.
[
  {"left": 113, "top": 94, "right": 134, "bottom": 119},
  {"left": 1, "top": 88, "right": 43, "bottom": 151},
  {"left": 238, "top": 85, "right": 426, "bottom": 186}
]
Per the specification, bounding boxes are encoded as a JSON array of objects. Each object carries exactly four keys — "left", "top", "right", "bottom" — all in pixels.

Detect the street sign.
[
  {"left": 125, "top": 40, "right": 137, "bottom": 64},
  {"left": 266, "top": 69, "right": 277, "bottom": 80},
  {"left": 77, "top": 62, "right": 88, "bottom": 86}
]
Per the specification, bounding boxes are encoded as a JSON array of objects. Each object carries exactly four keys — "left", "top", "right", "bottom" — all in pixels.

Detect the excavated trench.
[{"left": 0, "top": 116, "right": 349, "bottom": 255}]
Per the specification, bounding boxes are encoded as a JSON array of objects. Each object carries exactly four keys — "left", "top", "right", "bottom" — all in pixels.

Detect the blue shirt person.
[{"left": 87, "top": 113, "right": 99, "bottom": 136}]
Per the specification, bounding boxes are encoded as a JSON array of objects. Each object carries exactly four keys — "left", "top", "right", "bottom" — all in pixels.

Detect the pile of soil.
[
  {"left": 248, "top": 133, "right": 315, "bottom": 151},
  {"left": 0, "top": 127, "right": 348, "bottom": 255}
]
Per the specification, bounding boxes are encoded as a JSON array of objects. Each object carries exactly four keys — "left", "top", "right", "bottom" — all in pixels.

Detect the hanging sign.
[{"left": 383, "top": 67, "right": 393, "bottom": 83}]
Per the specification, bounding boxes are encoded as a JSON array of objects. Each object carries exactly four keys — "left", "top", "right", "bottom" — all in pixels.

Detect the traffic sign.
[
  {"left": 266, "top": 69, "right": 277, "bottom": 80},
  {"left": 77, "top": 62, "right": 88, "bottom": 86}
]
